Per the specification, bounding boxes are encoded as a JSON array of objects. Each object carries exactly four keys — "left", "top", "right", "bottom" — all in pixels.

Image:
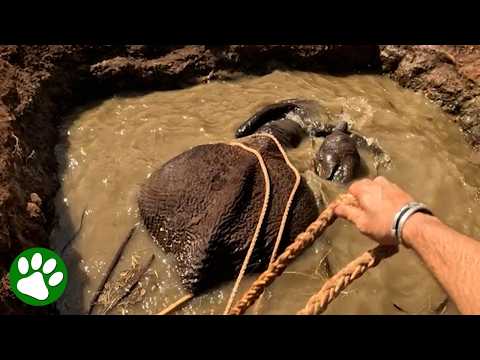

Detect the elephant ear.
[
  {"left": 257, "top": 119, "right": 306, "bottom": 148},
  {"left": 235, "top": 99, "right": 305, "bottom": 138}
]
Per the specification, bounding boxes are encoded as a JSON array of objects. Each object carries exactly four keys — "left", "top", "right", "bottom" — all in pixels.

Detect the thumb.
[{"left": 334, "top": 204, "right": 365, "bottom": 226}]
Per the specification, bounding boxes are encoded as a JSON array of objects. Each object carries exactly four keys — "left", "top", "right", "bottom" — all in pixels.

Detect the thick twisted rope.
[
  {"left": 229, "top": 193, "right": 358, "bottom": 315},
  {"left": 297, "top": 244, "right": 398, "bottom": 315}
]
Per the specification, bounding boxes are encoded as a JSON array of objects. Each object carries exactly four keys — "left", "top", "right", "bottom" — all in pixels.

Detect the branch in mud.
[
  {"left": 100, "top": 253, "right": 155, "bottom": 315},
  {"left": 393, "top": 296, "right": 449, "bottom": 315},
  {"left": 88, "top": 225, "right": 138, "bottom": 315},
  {"left": 60, "top": 207, "right": 87, "bottom": 256}
]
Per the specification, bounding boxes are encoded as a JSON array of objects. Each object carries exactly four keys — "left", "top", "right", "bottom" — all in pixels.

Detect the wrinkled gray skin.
[
  {"left": 235, "top": 99, "right": 361, "bottom": 183},
  {"left": 235, "top": 99, "right": 335, "bottom": 141},
  {"left": 138, "top": 125, "right": 319, "bottom": 294},
  {"left": 315, "top": 121, "right": 360, "bottom": 184},
  {"left": 138, "top": 99, "right": 370, "bottom": 295},
  {"left": 257, "top": 118, "right": 306, "bottom": 148}
]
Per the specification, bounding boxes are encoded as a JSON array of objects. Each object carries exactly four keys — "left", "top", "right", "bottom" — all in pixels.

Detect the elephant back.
[{"left": 138, "top": 136, "right": 319, "bottom": 294}]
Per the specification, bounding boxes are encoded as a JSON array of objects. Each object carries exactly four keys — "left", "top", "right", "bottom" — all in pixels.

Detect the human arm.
[{"left": 334, "top": 176, "right": 480, "bottom": 314}]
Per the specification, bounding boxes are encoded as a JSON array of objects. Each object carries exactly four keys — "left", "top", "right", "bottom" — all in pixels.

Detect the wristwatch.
[{"left": 391, "top": 202, "right": 433, "bottom": 247}]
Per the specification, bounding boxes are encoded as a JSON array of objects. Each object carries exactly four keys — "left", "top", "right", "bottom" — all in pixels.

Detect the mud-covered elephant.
[
  {"left": 137, "top": 99, "right": 376, "bottom": 295},
  {"left": 138, "top": 134, "right": 319, "bottom": 294}
]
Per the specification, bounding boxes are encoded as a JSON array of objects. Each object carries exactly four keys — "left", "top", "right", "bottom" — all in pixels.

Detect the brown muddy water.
[{"left": 50, "top": 71, "right": 480, "bottom": 315}]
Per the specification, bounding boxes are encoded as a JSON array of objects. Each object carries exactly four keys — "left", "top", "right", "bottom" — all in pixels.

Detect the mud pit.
[
  {"left": 51, "top": 71, "right": 479, "bottom": 315},
  {"left": 1, "top": 45, "right": 480, "bottom": 315}
]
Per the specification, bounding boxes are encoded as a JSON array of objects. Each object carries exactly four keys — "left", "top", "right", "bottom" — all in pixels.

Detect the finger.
[
  {"left": 373, "top": 176, "right": 390, "bottom": 185},
  {"left": 348, "top": 178, "right": 373, "bottom": 198},
  {"left": 374, "top": 176, "right": 399, "bottom": 192},
  {"left": 374, "top": 176, "right": 411, "bottom": 200},
  {"left": 334, "top": 204, "right": 366, "bottom": 225}
]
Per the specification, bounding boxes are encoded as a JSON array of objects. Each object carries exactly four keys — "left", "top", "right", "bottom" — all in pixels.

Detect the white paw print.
[{"left": 16, "top": 252, "right": 64, "bottom": 301}]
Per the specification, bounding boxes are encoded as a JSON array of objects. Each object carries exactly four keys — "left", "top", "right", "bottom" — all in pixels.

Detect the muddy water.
[{"left": 51, "top": 71, "right": 480, "bottom": 315}]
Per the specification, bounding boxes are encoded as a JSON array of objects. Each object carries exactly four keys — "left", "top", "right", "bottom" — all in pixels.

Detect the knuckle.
[
  {"left": 333, "top": 205, "right": 343, "bottom": 217},
  {"left": 349, "top": 178, "right": 370, "bottom": 194},
  {"left": 357, "top": 218, "right": 369, "bottom": 233}
]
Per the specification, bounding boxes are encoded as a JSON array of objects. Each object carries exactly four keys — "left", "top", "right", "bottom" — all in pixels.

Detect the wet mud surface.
[{"left": 0, "top": 45, "right": 478, "bottom": 314}]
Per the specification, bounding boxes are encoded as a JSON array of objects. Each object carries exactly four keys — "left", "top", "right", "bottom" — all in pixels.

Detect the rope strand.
[
  {"left": 157, "top": 293, "right": 194, "bottom": 315},
  {"left": 251, "top": 134, "right": 301, "bottom": 314},
  {"left": 229, "top": 193, "right": 357, "bottom": 315},
  {"left": 297, "top": 245, "right": 398, "bottom": 315},
  {"left": 225, "top": 134, "right": 301, "bottom": 315},
  {"left": 223, "top": 141, "right": 271, "bottom": 315}
]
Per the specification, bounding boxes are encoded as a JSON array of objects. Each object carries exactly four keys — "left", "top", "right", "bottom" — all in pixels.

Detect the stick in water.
[
  {"left": 88, "top": 225, "right": 138, "bottom": 315},
  {"left": 102, "top": 254, "right": 156, "bottom": 314},
  {"left": 60, "top": 207, "right": 88, "bottom": 256}
]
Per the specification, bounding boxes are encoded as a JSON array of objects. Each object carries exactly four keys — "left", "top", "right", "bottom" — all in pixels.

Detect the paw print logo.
[{"left": 9, "top": 247, "right": 68, "bottom": 306}]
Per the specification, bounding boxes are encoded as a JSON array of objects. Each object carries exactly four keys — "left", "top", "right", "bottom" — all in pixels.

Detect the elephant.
[
  {"left": 138, "top": 99, "right": 386, "bottom": 295},
  {"left": 314, "top": 121, "right": 361, "bottom": 184},
  {"left": 235, "top": 99, "right": 390, "bottom": 183},
  {"left": 138, "top": 135, "right": 319, "bottom": 295}
]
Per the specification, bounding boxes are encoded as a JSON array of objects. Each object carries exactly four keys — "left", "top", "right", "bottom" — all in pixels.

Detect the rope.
[
  {"left": 228, "top": 193, "right": 357, "bottom": 315},
  {"left": 253, "top": 134, "right": 302, "bottom": 267},
  {"left": 297, "top": 245, "right": 398, "bottom": 315},
  {"left": 157, "top": 293, "right": 194, "bottom": 315},
  {"left": 158, "top": 134, "right": 293, "bottom": 315},
  {"left": 223, "top": 140, "right": 272, "bottom": 315},
  {"left": 224, "top": 134, "right": 302, "bottom": 315},
  {"left": 250, "top": 133, "right": 301, "bottom": 314},
  {"left": 157, "top": 135, "right": 396, "bottom": 316},
  {"left": 159, "top": 136, "right": 274, "bottom": 316}
]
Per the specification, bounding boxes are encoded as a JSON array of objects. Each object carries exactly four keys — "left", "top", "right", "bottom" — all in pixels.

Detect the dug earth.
[{"left": 0, "top": 45, "right": 479, "bottom": 314}]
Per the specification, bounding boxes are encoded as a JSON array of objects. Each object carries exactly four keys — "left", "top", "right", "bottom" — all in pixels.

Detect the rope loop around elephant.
[
  {"left": 223, "top": 133, "right": 301, "bottom": 314},
  {"left": 222, "top": 138, "right": 273, "bottom": 314},
  {"left": 158, "top": 133, "right": 300, "bottom": 315}
]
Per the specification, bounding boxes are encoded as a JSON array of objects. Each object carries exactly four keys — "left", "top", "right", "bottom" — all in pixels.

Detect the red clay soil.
[{"left": 0, "top": 45, "right": 478, "bottom": 314}]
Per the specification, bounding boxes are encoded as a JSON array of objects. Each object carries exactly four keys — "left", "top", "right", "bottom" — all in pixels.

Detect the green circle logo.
[{"left": 9, "top": 247, "right": 68, "bottom": 306}]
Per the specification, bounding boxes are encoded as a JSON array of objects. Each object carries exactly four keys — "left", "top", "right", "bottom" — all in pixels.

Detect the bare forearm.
[
  {"left": 403, "top": 213, "right": 480, "bottom": 314},
  {"left": 334, "top": 176, "right": 480, "bottom": 314}
]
